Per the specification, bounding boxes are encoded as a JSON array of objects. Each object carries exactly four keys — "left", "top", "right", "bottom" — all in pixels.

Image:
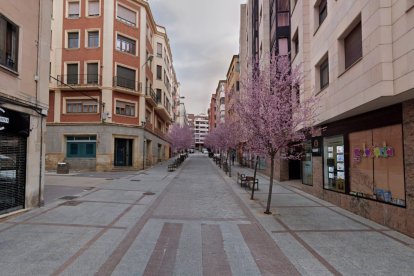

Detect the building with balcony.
[
  {"left": 215, "top": 80, "right": 226, "bottom": 124},
  {"left": 187, "top": 113, "right": 208, "bottom": 150},
  {"left": 0, "top": 1, "right": 52, "bottom": 214},
  {"left": 291, "top": 0, "right": 414, "bottom": 237},
  {"left": 208, "top": 94, "right": 217, "bottom": 131},
  {"left": 225, "top": 55, "right": 240, "bottom": 122},
  {"left": 47, "top": 0, "right": 177, "bottom": 171}
]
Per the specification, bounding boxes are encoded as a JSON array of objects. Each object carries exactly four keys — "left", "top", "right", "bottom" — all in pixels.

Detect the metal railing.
[
  {"left": 57, "top": 74, "right": 102, "bottom": 86},
  {"left": 113, "top": 76, "right": 140, "bottom": 92},
  {"left": 145, "top": 87, "right": 157, "bottom": 103}
]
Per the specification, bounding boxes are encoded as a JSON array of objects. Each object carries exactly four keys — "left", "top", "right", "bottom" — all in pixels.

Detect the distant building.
[
  {"left": 208, "top": 94, "right": 217, "bottom": 131},
  {"left": 187, "top": 113, "right": 208, "bottom": 150},
  {"left": 0, "top": 1, "right": 52, "bottom": 213},
  {"left": 225, "top": 55, "right": 240, "bottom": 122},
  {"left": 215, "top": 80, "right": 226, "bottom": 124},
  {"left": 47, "top": 0, "right": 179, "bottom": 171}
]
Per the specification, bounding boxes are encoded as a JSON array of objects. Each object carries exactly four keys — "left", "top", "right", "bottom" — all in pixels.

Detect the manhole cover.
[
  {"left": 130, "top": 179, "right": 141, "bottom": 182},
  {"left": 60, "top": 201, "right": 82, "bottom": 206},
  {"left": 143, "top": 192, "right": 155, "bottom": 196},
  {"left": 59, "top": 195, "right": 79, "bottom": 200}
]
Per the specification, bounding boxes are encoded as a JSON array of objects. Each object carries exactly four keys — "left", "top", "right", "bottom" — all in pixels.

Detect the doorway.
[{"left": 114, "top": 138, "right": 133, "bottom": 167}]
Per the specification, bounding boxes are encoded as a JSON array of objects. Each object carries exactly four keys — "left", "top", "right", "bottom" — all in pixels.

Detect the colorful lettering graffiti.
[{"left": 353, "top": 144, "right": 395, "bottom": 162}]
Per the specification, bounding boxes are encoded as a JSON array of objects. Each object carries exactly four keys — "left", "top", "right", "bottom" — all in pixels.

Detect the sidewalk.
[{"left": 218, "top": 161, "right": 414, "bottom": 275}]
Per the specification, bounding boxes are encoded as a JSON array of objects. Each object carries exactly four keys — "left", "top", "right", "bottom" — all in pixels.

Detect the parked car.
[
  {"left": 189, "top": 148, "right": 195, "bottom": 153},
  {"left": 202, "top": 149, "right": 208, "bottom": 154}
]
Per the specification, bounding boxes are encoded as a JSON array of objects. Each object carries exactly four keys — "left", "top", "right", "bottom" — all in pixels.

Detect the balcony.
[
  {"left": 57, "top": 74, "right": 102, "bottom": 88},
  {"left": 145, "top": 87, "right": 157, "bottom": 106},
  {"left": 113, "top": 76, "right": 141, "bottom": 93}
]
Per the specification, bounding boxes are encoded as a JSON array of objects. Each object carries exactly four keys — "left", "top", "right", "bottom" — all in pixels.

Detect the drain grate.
[
  {"left": 59, "top": 195, "right": 79, "bottom": 200},
  {"left": 130, "top": 179, "right": 141, "bottom": 182},
  {"left": 105, "top": 178, "right": 114, "bottom": 181},
  {"left": 143, "top": 192, "right": 155, "bottom": 196},
  {"left": 60, "top": 201, "right": 82, "bottom": 206}
]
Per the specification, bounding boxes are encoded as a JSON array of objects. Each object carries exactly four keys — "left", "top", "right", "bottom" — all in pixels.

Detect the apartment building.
[
  {"left": 225, "top": 55, "right": 240, "bottom": 122},
  {"left": 0, "top": 1, "right": 51, "bottom": 214},
  {"left": 47, "top": 0, "right": 178, "bottom": 171},
  {"left": 291, "top": 0, "right": 414, "bottom": 237},
  {"left": 208, "top": 94, "right": 217, "bottom": 131},
  {"left": 215, "top": 80, "right": 226, "bottom": 124},
  {"left": 187, "top": 113, "right": 209, "bottom": 150}
]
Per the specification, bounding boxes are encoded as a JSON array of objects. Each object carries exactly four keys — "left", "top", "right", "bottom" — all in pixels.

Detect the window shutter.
[
  {"left": 68, "top": 2, "right": 80, "bottom": 16},
  {"left": 117, "top": 66, "right": 136, "bottom": 82},
  {"left": 345, "top": 22, "right": 362, "bottom": 69},
  {"left": 88, "top": 0, "right": 99, "bottom": 16},
  {"left": 117, "top": 5, "right": 136, "bottom": 25},
  {"left": 278, "top": 38, "right": 288, "bottom": 55}
]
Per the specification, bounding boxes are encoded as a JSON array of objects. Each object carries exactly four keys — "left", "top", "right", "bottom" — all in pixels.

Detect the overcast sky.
[{"left": 150, "top": 0, "right": 245, "bottom": 115}]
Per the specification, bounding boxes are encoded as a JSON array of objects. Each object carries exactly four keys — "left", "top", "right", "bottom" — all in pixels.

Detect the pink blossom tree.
[
  {"left": 235, "top": 54, "right": 317, "bottom": 214},
  {"left": 167, "top": 123, "right": 193, "bottom": 154}
]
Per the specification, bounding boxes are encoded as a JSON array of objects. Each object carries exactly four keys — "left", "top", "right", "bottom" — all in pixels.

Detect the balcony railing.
[
  {"left": 113, "top": 76, "right": 141, "bottom": 92},
  {"left": 145, "top": 87, "right": 157, "bottom": 103},
  {"left": 57, "top": 74, "right": 102, "bottom": 87}
]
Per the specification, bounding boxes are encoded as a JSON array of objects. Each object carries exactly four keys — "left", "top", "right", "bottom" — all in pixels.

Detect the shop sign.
[
  {"left": 311, "top": 137, "right": 322, "bottom": 156},
  {"left": 353, "top": 143, "right": 394, "bottom": 162},
  {"left": 0, "top": 107, "right": 30, "bottom": 137}
]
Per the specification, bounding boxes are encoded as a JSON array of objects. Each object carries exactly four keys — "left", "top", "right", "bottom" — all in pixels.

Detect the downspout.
[{"left": 36, "top": 0, "right": 44, "bottom": 207}]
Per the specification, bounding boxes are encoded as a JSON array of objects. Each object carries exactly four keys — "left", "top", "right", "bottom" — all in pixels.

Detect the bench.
[{"left": 245, "top": 176, "right": 259, "bottom": 191}]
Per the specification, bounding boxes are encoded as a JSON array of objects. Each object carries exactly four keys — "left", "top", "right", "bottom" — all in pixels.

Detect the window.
[
  {"left": 116, "top": 34, "right": 136, "bottom": 55},
  {"left": 292, "top": 30, "right": 299, "bottom": 56},
  {"left": 0, "top": 14, "right": 19, "bottom": 71},
  {"left": 67, "top": 136, "right": 96, "bottom": 158},
  {"left": 278, "top": 38, "right": 289, "bottom": 55},
  {"left": 66, "top": 63, "right": 78, "bottom": 84},
  {"left": 236, "top": 81, "right": 240, "bottom": 91},
  {"left": 319, "top": 57, "right": 329, "bottom": 90},
  {"left": 66, "top": 99, "right": 98, "bottom": 113},
  {"left": 323, "top": 135, "right": 345, "bottom": 193},
  {"left": 116, "top": 65, "right": 136, "bottom": 90},
  {"left": 68, "top": 1, "right": 80, "bottom": 18},
  {"left": 156, "top": 89, "right": 162, "bottom": 103},
  {"left": 116, "top": 101, "right": 135, "bottom": 116},
  {"left": 86, "top": 63, "right": 98, "bottom": 84},
  {"left": 156, "top": 65, "right": 162, "bottom": 80},
  {"left": 318, "top": 0, "right": 327, "bottom": 25},
  {"left": 277, "top": 0, "right": 289, "bottom": 27},
  {"left": 344, "top": 22, "right": 362, "bottom": 69},
  {"left": 88, "top": 0, "right": 100, "bottom": 16},
  {"left": 67, "top": 32, "right": 79, "bottom": 48},
  {"left": 87, "top": 31, "right": 99, "bottom": 48},
  {"left": 157, "top": 43, "right": 162, "bottom": 57},
  {"left": 117, "top": 5, "right": 136, "bottom": 26}
]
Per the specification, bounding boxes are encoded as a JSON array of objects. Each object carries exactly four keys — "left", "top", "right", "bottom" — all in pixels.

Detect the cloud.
[{"left": 149, "top": 0, "right": 245, "bottom": 114}]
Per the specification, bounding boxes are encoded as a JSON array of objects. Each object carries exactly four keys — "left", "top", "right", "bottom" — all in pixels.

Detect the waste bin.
[{"left": 57, "top": 162, "right": 69, "bottom": 174}]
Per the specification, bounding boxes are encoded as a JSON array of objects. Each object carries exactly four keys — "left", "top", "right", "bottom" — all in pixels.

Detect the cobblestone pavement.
[{"left": 0, "top": 154, "right": 414, "bottom": 275}]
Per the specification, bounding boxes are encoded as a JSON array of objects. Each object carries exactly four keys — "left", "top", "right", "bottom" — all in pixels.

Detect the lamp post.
[{"left": 141, "top": 121, "right": 146, "bottom": 170}]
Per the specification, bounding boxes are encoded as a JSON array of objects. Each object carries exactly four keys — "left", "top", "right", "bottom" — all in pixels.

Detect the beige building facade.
[
  {"left": 0, "top": 1, "right": 52, "bottom": 214},
  {"left": 291, "top": 0, "right": 414, "bottom": 237}
]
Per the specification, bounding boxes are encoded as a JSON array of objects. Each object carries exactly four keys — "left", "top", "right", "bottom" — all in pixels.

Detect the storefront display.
[
  {"left": 323, "top": 136, "right": 345, "bottom": 192},
  {"left": 349, "top": 124, "right": 405, "bottom": 207}
]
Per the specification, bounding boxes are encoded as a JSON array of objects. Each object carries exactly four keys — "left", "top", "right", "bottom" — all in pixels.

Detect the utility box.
[{"left": 57, "top": 162, "right": 69, "bottom": 174}]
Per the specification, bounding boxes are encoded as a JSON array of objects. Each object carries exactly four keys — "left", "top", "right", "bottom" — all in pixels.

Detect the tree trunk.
[
  {"left": 265, "top": 154, "right": 275, "bottom": 214},
  {"left": 251, "top": 156, "right": 259, "bottom": 200}
]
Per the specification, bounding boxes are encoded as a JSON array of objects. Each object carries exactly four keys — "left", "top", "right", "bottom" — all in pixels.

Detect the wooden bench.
[{"left": 245, "top": 176, "right": 259, "bottom": 191}]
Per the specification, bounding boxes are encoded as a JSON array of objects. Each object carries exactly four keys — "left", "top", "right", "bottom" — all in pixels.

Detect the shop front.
[{"left": 0, "top": 107, "right": 30, "bottom": 215}]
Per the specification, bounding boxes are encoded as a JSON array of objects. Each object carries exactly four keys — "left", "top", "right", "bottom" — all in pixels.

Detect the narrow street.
[{"left": 0, "top": 154, "right": 413, "bottom": 275}]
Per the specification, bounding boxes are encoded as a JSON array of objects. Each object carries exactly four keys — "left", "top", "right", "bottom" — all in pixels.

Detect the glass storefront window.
[
  {"left": 302, "top": 141, "right": 312, "bottom": 185},
  {"left": 323, "top": 136, "right": 345, "bottom": 192},
  {"left": 349, "top": 124, "right": 405, "bottom": 207}
]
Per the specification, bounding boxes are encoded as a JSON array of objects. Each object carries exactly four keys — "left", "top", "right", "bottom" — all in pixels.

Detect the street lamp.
[{"left": 141, "top": 121, "right": 146, "bottom": 170}]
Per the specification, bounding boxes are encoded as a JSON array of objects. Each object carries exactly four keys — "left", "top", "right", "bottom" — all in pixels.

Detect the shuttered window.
[
  {"left": 116, "top": 65, "right": 136, "bottom": 90},
  {"left": 116, "top": 101, "right": 136, "bottom": 116},
  {"left": 67, "top": 32, "right": 79, "bottom": 48},
  {"left": 87, "top": 31, "right": 99, "bottom": 48},
  {"left": 344, "top": 22, "right": 362, "bottom": 69},
  {"left": 0, "top": 14, "right": 19, "bottom": 71},
  {"left": 88, "top": 0, "right": 100, "bottom": 16},
  {"left": 87, "top": 63, "right": 98, "bottom": 84},
  {"left": 116, "top": 34, "right": 136, "bottom": 55},
  {"left": 68, "top": 2, "right": 80, "bottom": 18},
  {"left": 117, "top": 5, "right": 136, "bottom": 26},
  {"left": 320, "top": 58, "right": 329, "bottom": 90},
  {"left": 66, "top": 63, "right": 78, "bottom": 84},
  {"left": 157, "top": 43, "right": 163, "bottom": 57},
  {"left": 67, "top": 99, "right": 98, "bottom": 113}
]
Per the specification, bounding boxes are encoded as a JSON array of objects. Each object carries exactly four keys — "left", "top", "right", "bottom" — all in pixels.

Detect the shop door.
[
  {"left": 289, "top": 160, "right": 301, "bottom": 180},
  {"left": 114, "top": 139, "right": 133, "bottom": 167},
  {"left": 0, "top": 134, "right": 26, "bottom": 215}
]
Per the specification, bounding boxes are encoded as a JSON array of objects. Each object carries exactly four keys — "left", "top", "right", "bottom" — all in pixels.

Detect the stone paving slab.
[
  {"left": 254, "top": 193, "right": 323, "bottom": 207},
  {"left": 80, "top": 189, "right": 146, "bottom": 204}
]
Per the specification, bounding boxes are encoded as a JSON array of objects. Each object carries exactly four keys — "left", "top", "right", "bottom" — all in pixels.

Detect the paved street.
[{"left": 0, "top": 154, "right": 414, "bottom": 275}]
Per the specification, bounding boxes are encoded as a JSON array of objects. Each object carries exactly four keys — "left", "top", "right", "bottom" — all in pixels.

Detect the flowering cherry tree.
[
  {"left": 235, "top": 54, "right": 317, "bottom": 214},
  {"left": 167, "top": 123, "right": 193, "bottom": 154}
]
